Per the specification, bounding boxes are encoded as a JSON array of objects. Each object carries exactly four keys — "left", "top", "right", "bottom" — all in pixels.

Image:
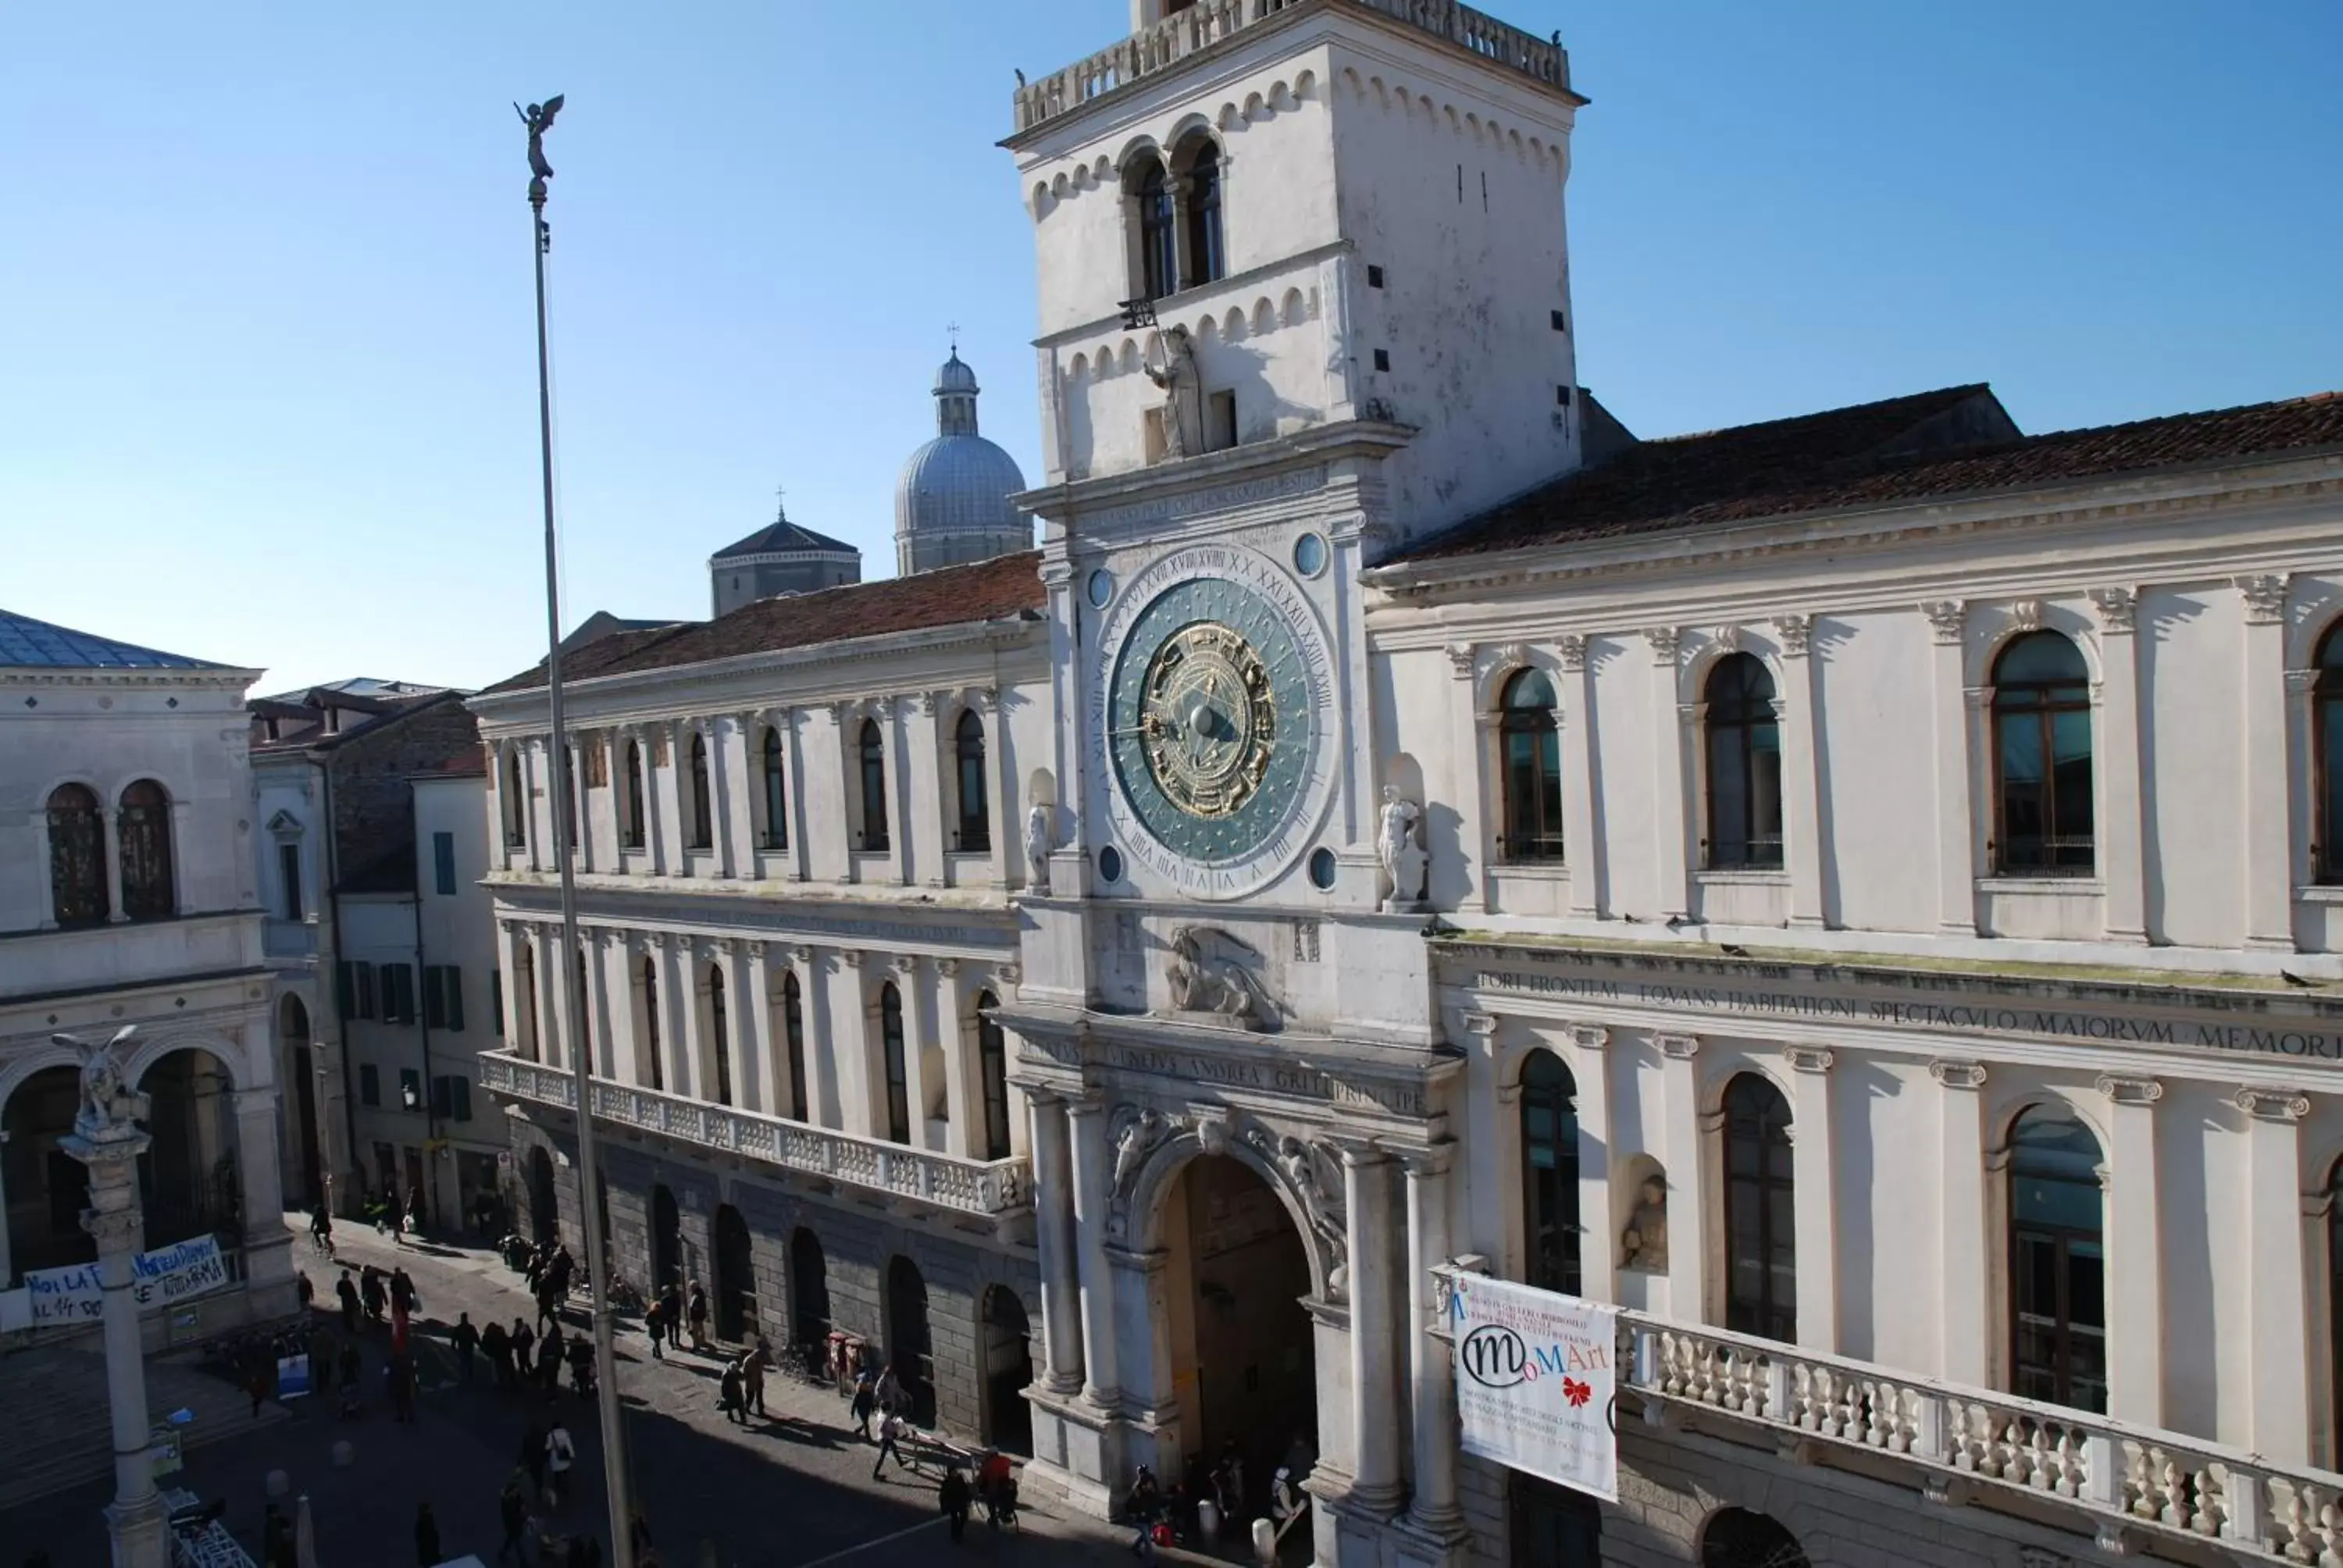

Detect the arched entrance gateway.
[
  {"left": 713, "top": 1203, "right": 754, "bottom": 1342},
  {"left": 526, "top": 1147, "right": 559, "bottom": 1249},
  {"left": 981, "top": 1285, "right": 1033, "bottom": 1454},
  {"left": 650, "top": 1183, "right": 682, "bottom": 1295},
  {"left": 1157, "top": 1153, "right": 1318, "bottom": 1518}
]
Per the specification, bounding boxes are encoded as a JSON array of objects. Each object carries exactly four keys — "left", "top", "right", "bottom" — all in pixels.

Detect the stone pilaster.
[
  {"left": 1065, "top": 1097, "right": 1122, "bottom": 1408},
  {"left": 1929, "top": 1060, "right": 1990, "bottom": 1386},
  {"left": 2096, "top": 1074, "right": 2165, "bottom": 1426},
  {"left": 2238, "top": 1086, "right": 2314, "bottom": 1463},
  {"left": 1342, "top": 1141, "right": 1403, "bottom": 1515},
  {"left": 1785, "top": 1045, "right": 1838, "bottom": 1352},
  {"left": 1400, "top": 1148, "right": 1463, "bottom": 1538},
  {"left": 1027, "top": 1090, "right": 1086, "bottom": 1395}
]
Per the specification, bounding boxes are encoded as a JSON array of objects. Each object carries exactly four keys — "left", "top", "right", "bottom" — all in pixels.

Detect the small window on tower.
[
  {"left": 1207, "top": 391, "right": 1236, "bottom": 452},
  {"left": 1373, "top": 349, "right": 1390, "bottom": 372},
  {"left": 1367, "top": 265, "right": 1385, "bottom": 288},
  {"left": 1550, "top": 309, "right": 1567, "bottom": 332},
  {"left": 1556, "top": 385, "right": 1574, "bottom": 406}
]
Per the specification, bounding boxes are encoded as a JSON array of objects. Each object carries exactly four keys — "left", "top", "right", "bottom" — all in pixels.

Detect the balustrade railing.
[
  {"left": 1620, "top": 1313, "right": 2343, "bottom": 1562},
  {"left": 476, "top": 1051, "right": 1029, "bottom": 1219},
  {"left": 1012, "top": 0, "right": 1567, "bottom": 130}
]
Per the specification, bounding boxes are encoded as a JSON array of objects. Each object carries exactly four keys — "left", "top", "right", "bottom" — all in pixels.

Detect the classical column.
[
  {"left": 1557, "top": 636, "right": 1603, "bottom": 919},
  {"left": 1343, "top": 1142, "right": 1404, "bottom": 1513},
  {"left": 1647, "top": 629, "right": 1691, "bottom": 920},
  {"left": 583, "top": 930, "right": 615, "bottom": 1079},
  {"left": 1027, "top": 1090, "right": 1086, "bottom": 1394},
  {"left": 1921, "top": 601, "right": 1977, "bottom": 935},
  {"left": 595, "top": 729, "right": 623, "bottom": 871},
  {"left": 1567, "top": 1025, "right": 1615, "bottom": 1303},
  {"left": 1930, "top": 1060, "right": 1991, "bottom": 1387},
  {"left": 841, "top": 949, "right": 883, "bottom": 1135},
  {"left": 1775, "top": 616, "right": 1826, "bottom": 928},
  {"left": 233, "top": 1084, "right": 294, "bottom": 1297},
  {"left": 683, "top": 942, "right": 715, "bottom": 1103},
  {"left": 741, "top": 942, "right": 774, "bottom": 1115},
  {"left": 2239, "top": 576, "right": 2297, "bottom": 948},
  {"left": 2097, "top": 1074, "right": 2165, "bottom": 1426},
  {"left": 662, "top": 720, "right": 692, "bottom": 875},
  {"left": 62, "top": 1095, "right": 168, "bottom": 1568},
  {"left": 1401, "top": 1148, "right": 1462, "bottom": 1536},
  {"left": 1785, "top": 1046, "right": 1838, "bottom": 1352},
  {"left": 2239, "top": 1087, "right": 2314, "bottom": 1463},
  {"left": 1658, "top": 1033, "right": 1707, "bottom": 1324},
  {"left": 495, "top": 921, "right": 526, "bottom": 1055},
  {"left": 2092, "top": 590, "right": 2148, "bottom": 943},
  {"left": 1442, "top": 646, "right": 1491, "bottom": 915},
  {"left": 935, "top": 960, "right": 974, "bottom": 1156},
  {"left": 1065, "top": 1098, "right": 1122, "bottom": 1408}
]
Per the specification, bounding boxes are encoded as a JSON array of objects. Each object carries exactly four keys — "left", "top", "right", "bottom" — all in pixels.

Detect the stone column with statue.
[{"left": 58, "top": 1027, "right": 169, "bottom": 1568}]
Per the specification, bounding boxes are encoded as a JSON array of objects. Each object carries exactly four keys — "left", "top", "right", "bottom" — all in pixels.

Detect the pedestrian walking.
[
  {"left": 482, "top": 1318, "right": 511, "bottom": 1390},
  {"left": 940, "top": 1466, "right": 972, "bottom": 1543},
  {"left": 686, "top": 1281, "right": 709, "bottom": 1354},
  {"left": 512, "top": 1319, "right": 537, "bottom": 1383},
  {"left": 415, "top": 1502, "right": 440, "bottom": 1566},
  {"left": 245, "top": 1356, "right": 269, "bottom": 1418},
  {"left": 546, "top": 1417, "right": 576, "bottom": 1509},
  {"left": 1127, "top": 1466, "right": 1164, "bottom": 1561},
  {"left": 567, "top": 1335, "right": 594, "bottom": 1397},
  {"left": 336, "top": 1270, "right": 361, "bottom": 1334},
  {"left": 744, "top": 1338, "right": 770, "bottom": 1417},
  {"left": 850, "top": 1370, "right": 877, "bottom": 1440},
  {"left": 297, "top": 1270, "right": 316, "bottom": 1313},
  {"left": 361, "top": 1267, "right": 387, "bottom": 1325},
  {"left": 876, "top": 1365, "right": 905, "bottom": 1417},
  {"left": 497, "top": 1471, "right": 530, "bottom": 1566},
  {"left": 871, "top": 1411, "right": 908, "bottom": 1479},
  {"left": 719, "top": 1361, "right": 746, "bottom": 1425},
  {"left": 538, "top": 1323, "right": 565, "bottom": 1392},
  {"left": 452, "top": 1313, "right": 480, "bottom": 1384},
  {"left": 644, "top": 1296, "right": 666, "bottom": 1361}
]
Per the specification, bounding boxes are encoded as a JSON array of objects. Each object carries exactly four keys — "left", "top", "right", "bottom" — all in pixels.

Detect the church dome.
[{"left": 893, "top": 349, "right": 1030, "bottom": 576}]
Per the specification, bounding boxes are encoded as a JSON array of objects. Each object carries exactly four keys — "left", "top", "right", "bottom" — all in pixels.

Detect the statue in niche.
[
  {"left": 1111, "top": 1107, "right": 1168, "bottom": 1196},
  {"left": 1024, "top": 804, "right": 1054, "bottom": 893},
  {"left": 1268, "top": 1133, "right": 1350, "bottom": 1293},
  {"left": 1164, "top": 926, "right": 1275, "bottom": 1027},
  {"left": 1377, "top": 786, "right": 1428, "bottom": 911},
  {"left": 1145, "top": 325, "right": 1202, "bottom": 461},
  {"left": 1620, "top": 1174, "right": 1670, "bottom": 1273},
  {"left": 63, "top": 1027, "right": 148, "bottom": 1144}
]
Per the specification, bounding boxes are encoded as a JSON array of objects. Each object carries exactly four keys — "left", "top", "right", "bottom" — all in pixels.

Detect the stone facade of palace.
[{"left": 473, "top": 3, "right": 2343, "bottom": 1566}]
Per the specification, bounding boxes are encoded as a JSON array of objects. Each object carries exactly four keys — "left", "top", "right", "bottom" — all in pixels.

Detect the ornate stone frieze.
[
  {"left": 1710, "top": 625, "right": 1743, "bottom": 654},
  {"left": 1443, "top": 643, "right": 1476, "bottom": 680},
  {"left": 1163, "top": 925, "right": 1279, "bottom": 1027}
]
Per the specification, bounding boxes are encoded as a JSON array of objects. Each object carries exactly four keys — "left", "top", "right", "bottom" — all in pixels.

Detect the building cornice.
[{"left": 2, "top": 665, "right": 265, "bottom": 692}]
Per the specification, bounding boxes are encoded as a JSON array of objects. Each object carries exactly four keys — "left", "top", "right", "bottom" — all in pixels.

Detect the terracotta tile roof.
[
  {"left": 1403, "top": 387, "right": 2343, "bottom": 564},
  {"left": 480, "top": 551, "right": 1046, "bottom": 696}
]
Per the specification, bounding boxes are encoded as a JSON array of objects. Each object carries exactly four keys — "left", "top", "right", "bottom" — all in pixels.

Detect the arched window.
[
  {"left": 1180, "top": 140, "right": 1225, "bottom": 287},
  {"left": 1992, "top": 631, "right": 2093, "bottom": 874},
  {"left": 117, "top": 780, "right": 175, "bottom": 920},
  {"left": 564, "top": 747, "right": 580, "bottom": 847},
  {"left": 879, "top": 983, "right": 911, "bottom": 1143},
  {"left": 976, "top": 992, "right": 1010, "bottom": 1160},
  {"left": 515, "top": 944, "right": 540, "bottom": 1060},
  {"left": 1500, "top": 668, "right": 1564, "bottom": 861},
  {"left": 1700, "top": 1509, "right": 1809, "bottom": 1568},
  {"left": 2010, "top": 1104, "right": 2106, "bottom": 1413},
  {"left": 640, "top": 957, "right": 664, "bottom": 1093},
  {"left": 859, "top": 719, "right": 891, "bottom": 852},
  {"left": 45, "top": 783, "right": 107, "bottom": 926},
  {"left": 2316, "top": 626, "right": 2343, "bottom": 882},
  {"left": 504, "top": 750, "right": 527, "bottom": 847},
  {"left": 1722, "top": 1073, "right": 1796, "bottom": 1341},
  {"left": 1704, "top": 654, "right": 1782, "bottom": 869},
  {"left": 622, "top": 739, "right": 647, "bottom": 849},
  {"left": 1519, "top": 1050, "right": 1581, "bottom": 1294},
  {"left": 782, "top": 972, "right": 808, "bottom": 1121},
  {"left": 688, "top": 732, "right": 714, "bottom": 850},
  {"left": 708, "top": 964, "right": 733, "bottom": 1107},
  {"left": 1136, "top": 155, "right": 1176, "bottom": 300},
  {"left": 954, "top": 710, "right": 991, "bottom": 853},
  {"left": 761, "top": 726, "right": 788, "bottom": 851}
]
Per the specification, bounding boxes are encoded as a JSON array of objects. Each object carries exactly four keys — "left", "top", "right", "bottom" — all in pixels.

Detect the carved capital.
[
  {"left": 1657, "top": 1032, "right": 1701, "bottom": 1060},
  {"left": 82, "top": 1206, "right": 143, "bottom": 1248},
  {"left": 2095, "top": 1074, "right": 2163, "bottom": 1107},
  {"left": 1567, "top": 1024, "right": 1610, "bottom": 1052},
  {"left": 918, "top": 691, "right": 941, "bottom": 718},
  {"left": 2237, "top": 573, "right": 2291, "bottom": 625},
  {"left": 1643, "top": 625, "right": 1682, "bottom": 665},
  {"left": 1785, "top": 1045, "right": 1835, "bottom": 1074},
  {"left": 1458, "top": 1012, "right": 1500, "bottom": 1043},
  {"left": 1443, "top": 643, "right": 1476, "bottom": 680},
  {"left": 1773, "top": 615, "right": 1813, "bottom": 657},
  {"left": 2235, "top": 1086, "right": 2311, "bottom": 1123},
  {"left": 935, "top": 957, "right": 961, "bottom": 978},
  {"left": 1398, "top": 1143, "right": 1454, "bottom": 1179},
  {"left": 839, "top": 948, "right": 866, "bottom": 971},
  {"left": 1928, "top": 1060, "right": 1988, "bottom": 1092},
  {"left": 2287, "top": 668, "right": 2320, "bottom": 695},
  {"left": 789, "top": 945, "right": 814, "bottom": 966},
  {"left": 1963, "top": 686, "right": 1992, "bottom": 712},
  {"left": 2088, "top": 586, "right": 2137, "bottom": 636},
  {"left": 1556, "top": 633, "right": 1587, "bottom": 672},
  {"left": 1921, "top": 600, "right": 1967, "bottom": 644},
  {"left": 992, "top": 963, "right": 1022, "bottom": 989}
]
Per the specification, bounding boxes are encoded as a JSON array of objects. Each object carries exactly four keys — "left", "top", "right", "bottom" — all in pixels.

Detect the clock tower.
[{"left": 997, "top": 3, "right": 1581, "bottom": 1557}]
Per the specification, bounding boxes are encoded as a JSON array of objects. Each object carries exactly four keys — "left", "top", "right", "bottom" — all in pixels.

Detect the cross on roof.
[
  {"left": 773, "top": 484, "right": 786, "bottom": 520},
  {"left": 947, "top": 321, "right": 961, "bottom": 353}
]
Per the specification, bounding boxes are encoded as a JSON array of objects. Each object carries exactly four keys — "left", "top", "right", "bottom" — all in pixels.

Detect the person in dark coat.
[
  {"left": 336, "top": 1270, "right": 362, "bottom": 1333},
  {"left": 939, "top": 1466, "right": 972, "bottom": 1543},
  {"left": 415, "top": 1502, "right": 441, "bottom": 1566},
  {"left": 685, "top": 1281, "right": 710, "bottom": 1354},
  {"left": 361, "top": 1267, "right": 387, "bottom": 1324},
  {"left": 538, "top": 1323, "right": 565, "bottom": 1392},
  {"left": 451, "top": 1313, "right": 480, "bottom": 1384},
  {"left": 497, "top": 1471, "right": 530, "bottom": 1566},
  {"left": 644, "top": 1296, "right": 666, "bottom": 1361},
  {"left": 390, "top": 1267, "right": 419, "bottom": 1317},
  {"left": 850, "top": 1370, "right": 878, "bottom": 1440},
  {"left": 743, "top": 1338, "right": 770, "bottom": 1417},
  {"left": 719, "top": 1361, "right": 746, "bottom": 1424},
  {"left": 512, "top": 1319, "right": 537, "bottom": 1383},
  {"left": 567, "top": 1334, "right": 594, "bottom": 1396},
  {"left": 481, "top": 1318, "right": 511, "bottom": 1390}
]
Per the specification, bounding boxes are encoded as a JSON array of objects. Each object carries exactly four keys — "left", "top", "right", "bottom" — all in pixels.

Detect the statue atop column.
[{"left": 62, "top": 1026, "right": 148, "bottom": 1145}]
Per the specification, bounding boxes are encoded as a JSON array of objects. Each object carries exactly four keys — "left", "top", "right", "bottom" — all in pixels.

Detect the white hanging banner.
[
  {"left": 1450, "top": 1273, "right": 1618, "bottom": 1502},
  {"left": 0, "top": 1235, "right": 230, "bottom": 1331}
]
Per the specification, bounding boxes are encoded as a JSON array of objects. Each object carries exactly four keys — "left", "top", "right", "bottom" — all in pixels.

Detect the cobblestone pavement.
[{"left": 1, "top": 1216, "right": 1215, "bottom": 1568}]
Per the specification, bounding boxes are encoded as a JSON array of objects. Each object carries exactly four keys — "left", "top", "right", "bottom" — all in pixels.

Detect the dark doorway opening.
[
  {"left": 283, "top": 995, "right": 322, "bottom": 1207},
  {"left": 139, "top": 1049, "right": 240, "bottom": 1253},
  {"left": 1512, "top": 1473, "right": 1602, "bottom": 1567},
  {"left": 714, "top": 1203, "right": 754, "bottom": 1342},
  {"left": 651, "top": 1183, "right": 682, "bottom": 1296},
  {"left": 526, "top": 1146, "right": 558, "bottom": 1249},
  {"left": 885, "top": 1254, "right": 936, "bottom": 1427},
  {"left": 3, "top": 1066, "right": 93, "bottom": 1278},
  {"left": 1162, "top": 1154, "right": 1317, "bottom": 1524},
  {"left": 1700, "top": 1508, "right": 1809, "bottom": 1568},
  {"left": 981, "top": 1284, "right": 1033, "bottom": 1453},
  {"left": 790, "top": 1228, "right": 830, "bottom": 1349}
]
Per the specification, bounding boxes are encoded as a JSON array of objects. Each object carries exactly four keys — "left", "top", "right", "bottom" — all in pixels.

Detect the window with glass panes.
[
  {"left": 1518, "top": 1051, "right": 1580, "bottom": 1294},
  {"left": 1723, "top": 1074, "right": 1796, "bottom": 1341},
  {"left": 2009, "top": 1105, "right": 2106, "bottom": 1413},
  {"left": 1499, "top": 669, "right": 1564, "bottom": 861},
  {"left": 1992, "top": 632, "right": 2094, "bottom": 873}
]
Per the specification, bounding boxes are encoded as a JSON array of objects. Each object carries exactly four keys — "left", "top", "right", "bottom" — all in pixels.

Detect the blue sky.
[{"left": 4, "top": 2, "right": 2336, "bottom": 693}]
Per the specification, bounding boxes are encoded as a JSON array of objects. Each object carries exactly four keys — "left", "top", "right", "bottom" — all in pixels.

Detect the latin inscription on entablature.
[
  {"left": 1084, "top": 466, "right": 1327, "bottom": 534},
  {"left": 1465, "top": 959, "right": 2343, "bottom": 1065},
  {"left": 1104, "top": 1043, "right": 1427, "bottom": 1115}
]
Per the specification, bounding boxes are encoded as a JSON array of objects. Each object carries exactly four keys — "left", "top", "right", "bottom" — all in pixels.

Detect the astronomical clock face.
[{"left": 1094, "top": 544, "right": 1335, "bottom": 899}]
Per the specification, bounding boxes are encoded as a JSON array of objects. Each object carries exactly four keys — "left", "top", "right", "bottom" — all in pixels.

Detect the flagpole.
[{"left": 520, "top": 94, "right": 637, "bottom": 1568}]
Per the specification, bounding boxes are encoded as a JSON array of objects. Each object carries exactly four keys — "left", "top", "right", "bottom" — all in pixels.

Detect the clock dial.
[{"left": 1107, "top": 575, "right": 1316, "bottom": 868}]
